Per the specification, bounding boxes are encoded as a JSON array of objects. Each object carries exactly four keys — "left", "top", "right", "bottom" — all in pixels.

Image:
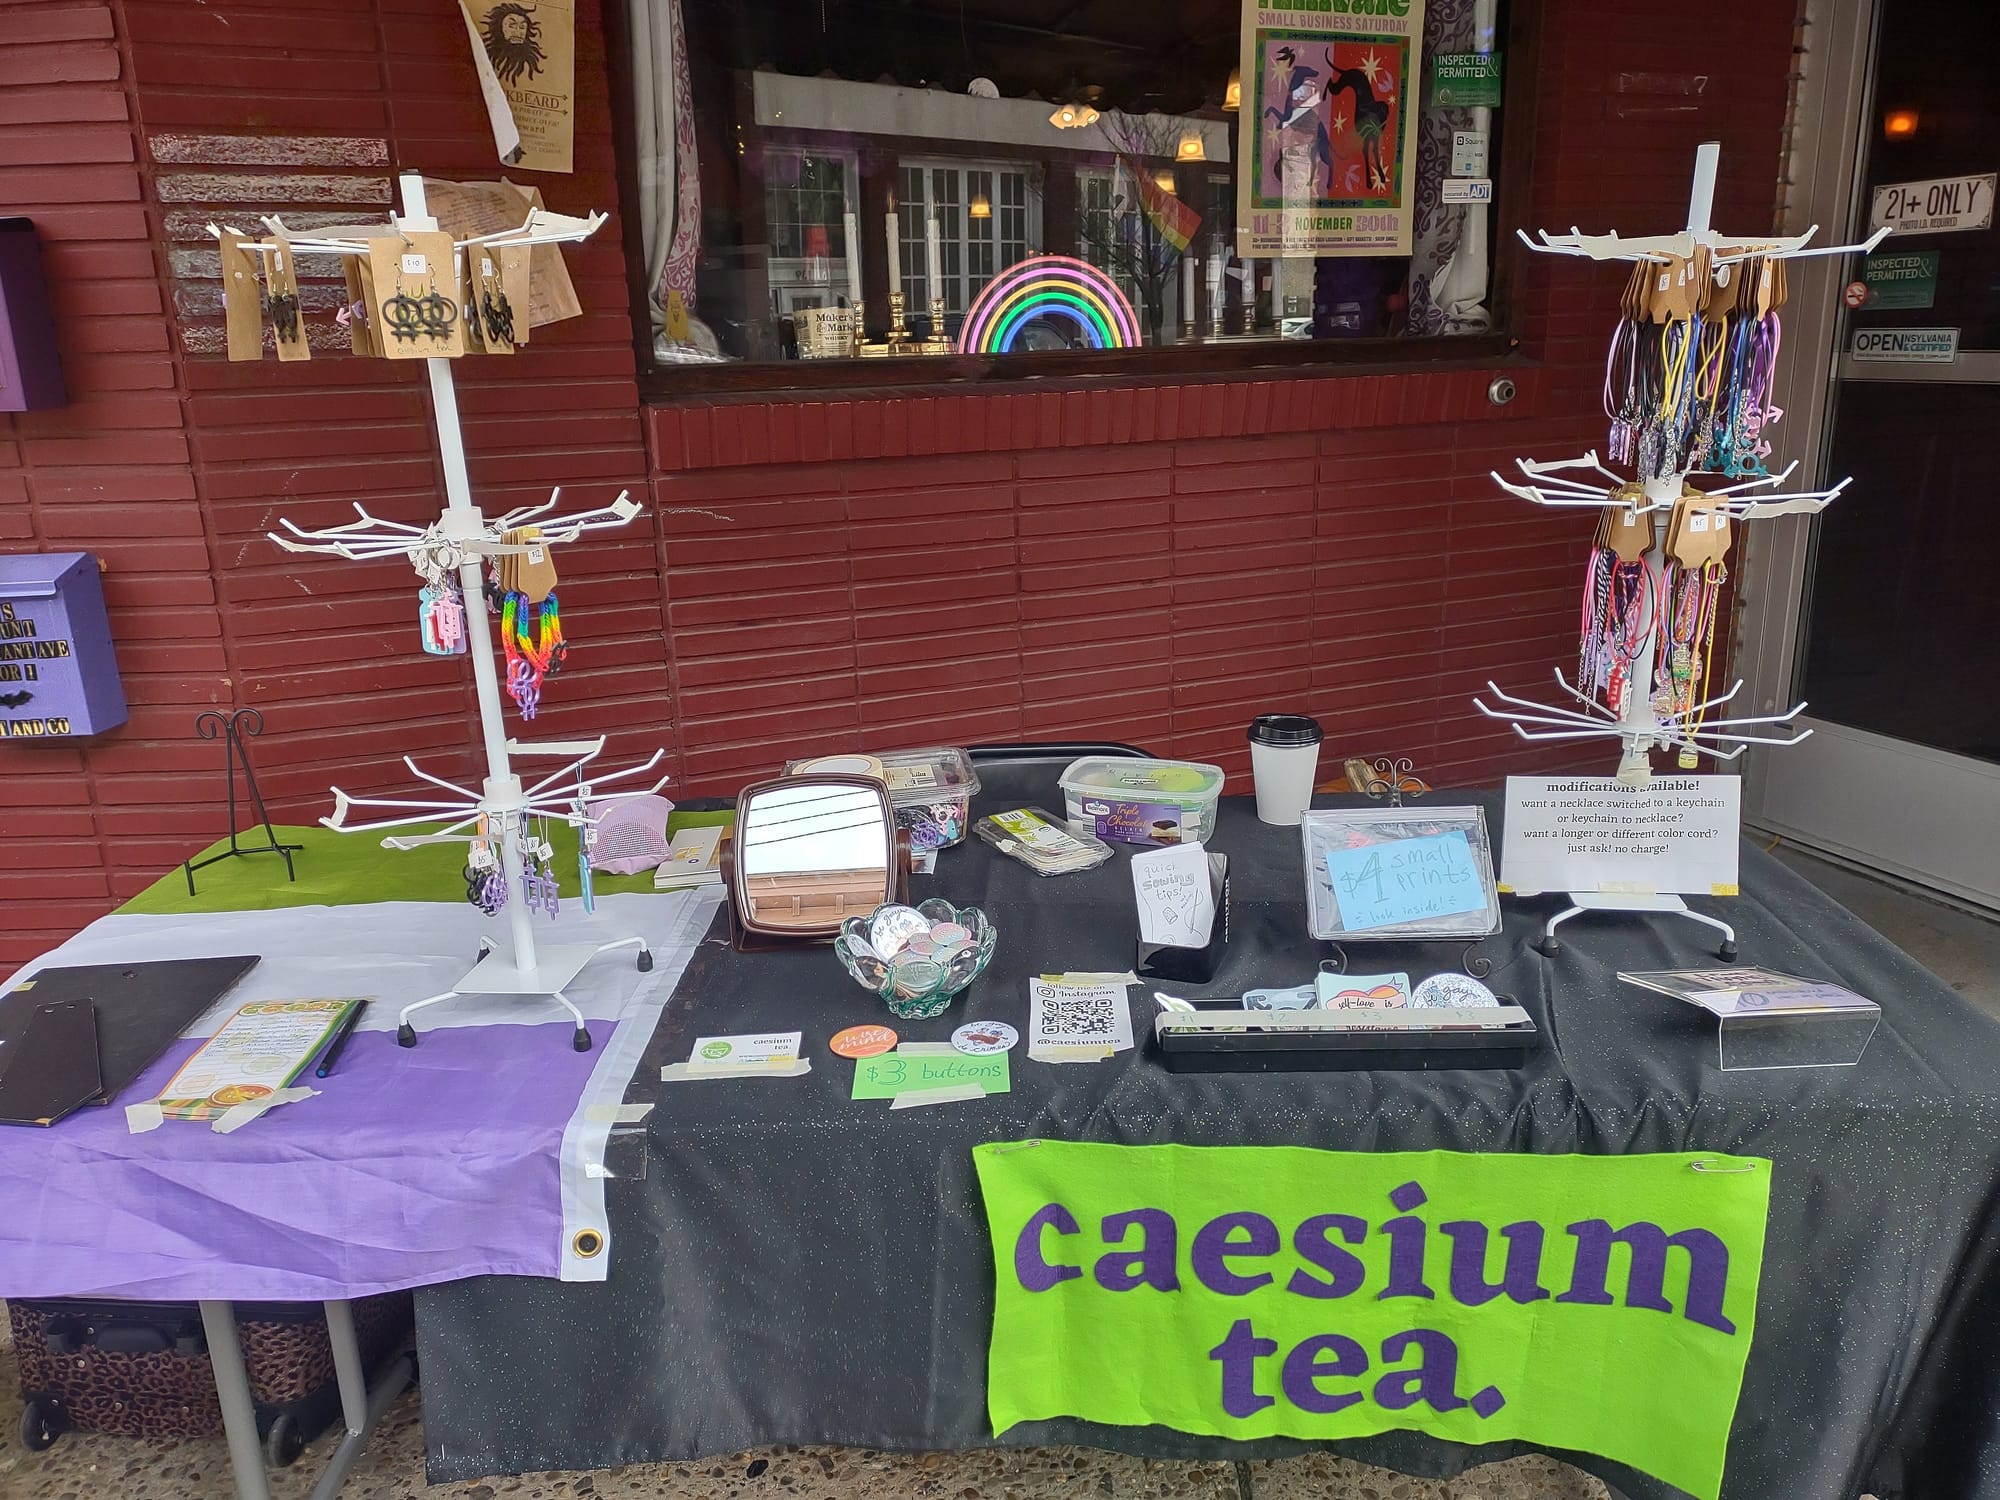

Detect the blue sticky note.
[{"left": 1323, "top": 831, "right": 1484, "bottom": 932}]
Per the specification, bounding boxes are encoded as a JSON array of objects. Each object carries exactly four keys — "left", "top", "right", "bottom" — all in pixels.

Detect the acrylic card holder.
[
  {"left": 1618, "top": 969, "right": 1881, "bottom": 1071},
  {"left": 1300, "top": 805, "right": 1501, "bottom": 942}
]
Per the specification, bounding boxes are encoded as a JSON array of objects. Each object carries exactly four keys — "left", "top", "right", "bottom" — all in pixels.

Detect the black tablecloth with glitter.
[{"left": 415, "top": 770, "right": 2000, "bottom": 1500}]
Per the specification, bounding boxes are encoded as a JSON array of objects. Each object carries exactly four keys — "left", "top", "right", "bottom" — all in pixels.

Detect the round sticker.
[
  {"left": 1842, "top": 280, "right": 1870, "bottom": 309},
  {"left": 1412, "top": 973, "right": 1500, "bottom": 1009},
  {"left": 830, "top": 1024, "right": 898, "bottom": 1059},
  {"left": 208, "top": 1083, "right": 273, "bottom": 1107},
  {"left": 952, "top": 1020, "right": 1019, "bottom": 1054}
]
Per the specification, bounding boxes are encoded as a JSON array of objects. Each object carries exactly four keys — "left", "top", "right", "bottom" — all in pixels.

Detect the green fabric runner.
[{"left": 119, "top": 812, "right": 735, "bottom": 916}]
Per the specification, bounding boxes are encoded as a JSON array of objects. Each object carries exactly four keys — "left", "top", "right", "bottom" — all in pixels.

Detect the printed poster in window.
[
  {"left": 462, "top": 0, "right": 576, "bottom": 174},
  {"left": 1236, "top": 0, "right": 1426, "bottom": 257}
]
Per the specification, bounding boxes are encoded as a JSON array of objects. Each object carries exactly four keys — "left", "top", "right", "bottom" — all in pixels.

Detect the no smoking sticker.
[{"left": 1842, "top": 281, "right": 1870, "bottom": 309}]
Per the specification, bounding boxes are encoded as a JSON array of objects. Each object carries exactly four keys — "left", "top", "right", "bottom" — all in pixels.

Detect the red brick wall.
[{"left": 0, "top": 0, "right": 1801, "bottom": 965}]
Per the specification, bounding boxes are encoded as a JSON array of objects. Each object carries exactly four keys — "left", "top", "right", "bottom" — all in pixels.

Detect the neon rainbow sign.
[{"left": 957, "top": 255, "right": 1142, "bottom": 355}]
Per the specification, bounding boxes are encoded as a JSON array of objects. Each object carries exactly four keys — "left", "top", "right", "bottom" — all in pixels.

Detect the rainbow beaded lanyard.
[{"left": 499, "top": 588, "right": 566, "bottom": 718}]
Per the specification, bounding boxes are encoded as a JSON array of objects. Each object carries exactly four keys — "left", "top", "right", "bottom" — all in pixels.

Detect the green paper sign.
[
  {"left": 975, "top": 1143, "right": 1770, "bottom": 1500},
  {"left": 1861, "top": 250, "right": 1939, "bottom": 310},
  {"left": 1430, "top": 52, "right": 1503, "bottom": 108},
  {"left": 853, "top": 1051, "right": 1010, "bottom": 1100}
]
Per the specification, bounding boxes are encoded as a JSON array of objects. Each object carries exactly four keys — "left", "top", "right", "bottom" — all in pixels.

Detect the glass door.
[{"left": 1748, "top": 0, "right": 2000, "bottom": 908}]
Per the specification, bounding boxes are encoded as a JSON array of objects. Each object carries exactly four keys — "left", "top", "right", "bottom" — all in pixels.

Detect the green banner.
[{"left": 976, "top": 1142, "right": 1770, "bottom": 1500}]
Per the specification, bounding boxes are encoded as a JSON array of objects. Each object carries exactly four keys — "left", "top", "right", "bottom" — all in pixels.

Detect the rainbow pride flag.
[{"left": 1119, "top": 154, "right": 1202, "bottom": 253}]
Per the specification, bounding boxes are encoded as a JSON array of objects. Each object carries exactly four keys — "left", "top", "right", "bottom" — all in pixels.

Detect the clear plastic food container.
[
  {"left": 789, "top": 745, "right": 981, "bottom": 852},
  {"left": 1058, "top": 756, "right": 1226, "bottom": 846}
]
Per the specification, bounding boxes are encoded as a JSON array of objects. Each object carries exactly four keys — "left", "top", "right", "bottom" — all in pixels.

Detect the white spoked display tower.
[
  {"left": 1471, "top": 143, "right": 1888, "bottom": 954},
  {"left": 238, "top": 174, "right": 669, "bottom": 1049}
]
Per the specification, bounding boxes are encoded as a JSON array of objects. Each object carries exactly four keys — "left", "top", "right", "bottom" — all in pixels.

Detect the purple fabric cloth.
[{"left": 0, "top": 1018, "right": 610, "bottom": 1302}]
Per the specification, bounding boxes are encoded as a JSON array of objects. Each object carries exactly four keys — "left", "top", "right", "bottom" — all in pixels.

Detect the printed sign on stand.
[
  {"left": 1868, "top": 173, "right": 1995, "bottom": 235},
  {"left": 1499, "top": 776, "right": 1741, "bottom": 897}
]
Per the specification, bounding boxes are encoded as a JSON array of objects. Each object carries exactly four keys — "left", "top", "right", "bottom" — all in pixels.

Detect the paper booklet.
[
  {"left": 653, "top": 824, "right": 725, "bottom": 890},
  {"left": 154, "top": 999, "right": 359, "bottom": 1120}
]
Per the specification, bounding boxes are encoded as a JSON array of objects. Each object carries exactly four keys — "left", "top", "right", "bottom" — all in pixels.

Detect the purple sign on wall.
[{"left": 0, "top": 553, "right": 126, "bottom": 739}]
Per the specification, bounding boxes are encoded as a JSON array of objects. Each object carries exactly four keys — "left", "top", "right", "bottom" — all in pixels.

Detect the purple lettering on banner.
[
  {"left": 1287, "top": 1213, "right": 1367, "bottom": 1299},
  {"left": 1192, "top": 1211, "right": 1281, "bottom": 1295},
  {"left": 1207, "top": 1317, "right": 1278, "bottom": 1418},
  {"left": 1378, "top": 1182, "right": 1435, "bottom": 1301},
  {"left": 1556, "top": 1220, "right": 1737, "bottom": 1334},
  {"left": 1441, "top": 1220, "right": 1550, "bottom": 1306},
  {"left": 1279, "top": 1332, "right": 1368, "bottom": 1415},
  {"left": 1372, "top": 1329, "right": 1470, "bottom": 1413},
  {"left": 1095, "top": 1208, "right": 1180, "bottom": 1292},
  {"left": 1015, "top": 1202, "right": 1083, "bottom": 1292}
]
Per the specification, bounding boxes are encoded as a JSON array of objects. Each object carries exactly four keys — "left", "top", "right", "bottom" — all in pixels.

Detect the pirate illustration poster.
[
  {"left": 460, "top": 0, "right": 577, "bottom": 174},
  {"left": 1235, "top": 0, "right": 1426, "bottom": 257}
]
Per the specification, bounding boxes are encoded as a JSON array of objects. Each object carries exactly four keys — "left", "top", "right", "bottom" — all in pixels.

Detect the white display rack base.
[
  {"left": 1535, "top": 891, "right": 1737, "bottom": 961},
  {"left": 397, "top": 936, "right": 653, "bottom": 1052}
]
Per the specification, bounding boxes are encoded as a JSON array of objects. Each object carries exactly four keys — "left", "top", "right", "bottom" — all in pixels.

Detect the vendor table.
[
  {"left": 415, "top": 769, "right": 2000, "bottom": 1500},
  {"left": 0, "top": 828, "right": 717, "bottom": 1500}
]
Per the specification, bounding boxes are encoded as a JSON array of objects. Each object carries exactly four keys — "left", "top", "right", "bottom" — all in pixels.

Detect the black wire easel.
[{"left": 182, "top": 708, "right": 303, "bottom": 895}]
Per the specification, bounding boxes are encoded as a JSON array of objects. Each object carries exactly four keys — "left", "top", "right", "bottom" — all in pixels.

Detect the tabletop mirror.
[{"left": 724, "top": 774, "right": 910, "bottom": 952}]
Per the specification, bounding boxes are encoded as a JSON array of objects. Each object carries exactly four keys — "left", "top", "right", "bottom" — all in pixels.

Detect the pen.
[{"left": 315, "top": 1001, "right": 368, "bottom": 1079}]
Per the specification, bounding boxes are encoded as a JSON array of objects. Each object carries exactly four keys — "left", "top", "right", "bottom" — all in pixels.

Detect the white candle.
[
  {"left": 924, "top": 215, "right": 942, "bottom": 299},
  {"left": 843, "top": 211, "right": 862, "bottom": 306},
  {"left": 1181, "top": 253, "right": 1196, "bottom": 325},
  {"left": 885, "top": 210, "right": 902, "bottom": 297},
  {"left": 1206, "top": 253, "right": 1224, "bottom": 322},
  {"left": 1270, "top": 257, "right": 1285, "bottom": 330}
]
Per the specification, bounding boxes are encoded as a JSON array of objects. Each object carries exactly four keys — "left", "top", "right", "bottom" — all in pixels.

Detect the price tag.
[{"left": 401, "top": 252, "right": 427, "bottom": 275}]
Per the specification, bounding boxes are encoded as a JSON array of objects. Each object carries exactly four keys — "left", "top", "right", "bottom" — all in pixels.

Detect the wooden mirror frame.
[{"left": 722, "top": 773, "right": 912, "bottom": 953}]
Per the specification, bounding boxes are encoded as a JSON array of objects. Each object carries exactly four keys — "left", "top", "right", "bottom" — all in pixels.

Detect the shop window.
[{"left": 620, "top": 0, "right": 1528, "bottom": 389}]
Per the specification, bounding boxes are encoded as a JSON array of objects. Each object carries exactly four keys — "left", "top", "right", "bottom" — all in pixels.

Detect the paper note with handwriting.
[
  {"left": 852, "top": 1050, "right": 1010, "bottom": 1100},
  {"left": 1323, "top": 831, "right": 1483, "bottom": 932},
  {"left": 1130, "top": 842, "right": 1215, "bottom": 947}
]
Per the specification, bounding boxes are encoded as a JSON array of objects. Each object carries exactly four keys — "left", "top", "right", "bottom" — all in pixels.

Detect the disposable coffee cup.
[{"left": 1248, "top": 714, "right": 1324, "bottom": 826}]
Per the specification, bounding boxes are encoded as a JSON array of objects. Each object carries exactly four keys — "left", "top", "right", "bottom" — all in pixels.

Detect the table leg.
[
  {"left": 197, "top": 1300, "right": 273, "bottom": 1500},
  {"left": 307, "top": 1299, "right": 415, "bottom": 1500}
]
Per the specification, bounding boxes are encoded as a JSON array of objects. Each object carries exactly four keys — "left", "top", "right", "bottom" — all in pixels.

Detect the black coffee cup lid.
[{"left": 1248, "top": 713, "right": 1323, "bottom": 747}]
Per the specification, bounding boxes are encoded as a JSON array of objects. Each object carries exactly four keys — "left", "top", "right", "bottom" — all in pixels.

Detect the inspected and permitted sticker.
[
  {"left": 830, "top": 1024, "right": 898, "bottom": 1059},
  {"left": 1860, "top": 249, "right": 1940, "bottom": 309},
  {"left": 1851, "top": 327, "right": 1960, "bottom": 363},
  {"left": 953, "top": 1020, "right": 1019, "bottom": 1055}
]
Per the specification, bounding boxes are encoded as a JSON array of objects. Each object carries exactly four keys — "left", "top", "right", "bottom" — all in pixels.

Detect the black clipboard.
[{"left": 0, "top": 956, "right": 260, "bottom": 1126}]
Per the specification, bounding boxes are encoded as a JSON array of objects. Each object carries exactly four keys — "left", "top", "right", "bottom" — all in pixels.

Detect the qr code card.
[{"left": 1028, "top": 979, "right": 1134, "bottom": 1057}]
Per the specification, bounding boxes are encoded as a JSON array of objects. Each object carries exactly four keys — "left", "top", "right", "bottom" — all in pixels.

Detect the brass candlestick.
[
  {"left": 919, "top": 295, "right": 952, "bottom": 355},
  {"left": 887, "top": 290, "right": 910, "bottom": 345},
  {"left": 850, "top": 300, "right": 867, "bottom": 358}
]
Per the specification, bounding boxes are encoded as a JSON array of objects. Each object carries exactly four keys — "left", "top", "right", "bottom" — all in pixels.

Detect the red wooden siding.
[{"left": 0, "top": 0, "right": 1802, "bottom": 965}]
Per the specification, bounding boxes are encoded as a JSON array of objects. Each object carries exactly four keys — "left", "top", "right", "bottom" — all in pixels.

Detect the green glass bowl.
[{"left": 835, "top": 898, "right": 997, "bottom": 1020}]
